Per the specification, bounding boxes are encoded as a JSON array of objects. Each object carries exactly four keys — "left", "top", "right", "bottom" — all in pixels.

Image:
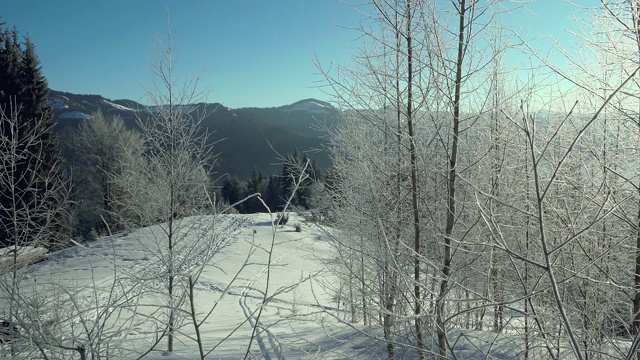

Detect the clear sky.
[{"left": 1, "top": 0, "right": 583, "bottom": 108}]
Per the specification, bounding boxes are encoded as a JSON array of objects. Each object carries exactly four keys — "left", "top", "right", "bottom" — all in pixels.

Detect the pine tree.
[
  {"left": 278, "top": 151, "right": 322, "bottom": 210},
  {"left": 280, "top": 149, "right": 300, "bottom": 207},
  {"left": 296, "top": 154, "right": 312, "bottom": 209},
  {"left": 265, "top": 174, "right": 284, "bottom": 211},
  {"left": 220, "top": 174, "right": 245, "bottom": 210},
  {"left": 309, "top": 158, "right": 322, "bottom": 182},
  {"left": 0, "top": 26, "right": 64, "bottom": 248},
  {"left": 244, "top": 169, "right": 268, "bottom": 213},
  {"left": 0, "top": 27, "right": 21, "bottom": 103}
]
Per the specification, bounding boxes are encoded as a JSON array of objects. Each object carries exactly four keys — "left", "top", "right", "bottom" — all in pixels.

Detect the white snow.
[
  {"left": 1, "top": 213, "right": 387, "bottom": 359},
  {"left": 59, "top": 111, "right": 92, "bottom": 119},
  {"left": 286, "top": 100, "right": 332, "bottom": 114},
  {"left": 213, "top": 105, "right": 232, "bottom": 112},
  {"left": 0, "top": 246, "right": 47, "bottom": 275},
  {"left": 102, "top": 99, "right": 137, "bottom": 112},
  {"left": 47, "top": 97, "right": 69, "bottom": 110},
  {"left": 147, "top": 104, "right": 197, "bottom": 114},
  {"left": 82, "top": 100, "right": 98, "bottom": 108},
  {"left": 1, "top": 213, "right": 603, "bottom": 359}
]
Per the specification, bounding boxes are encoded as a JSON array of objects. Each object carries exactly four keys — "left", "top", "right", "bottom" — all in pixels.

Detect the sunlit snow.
[
  {"left": 47, "top": 97, "right": 69, "bottom": 111},
  {"left": 1, "top": 213, "right": 599, "bottom": 359},
  {"left": 102, "top": 99, "right": 137, "bottom": 112},
  {"left": 286, "top": 100, "right": 331, "bottom": 114},
  {"left": 1, "top": 213, "right": 387, "bottom": 359},
  {"left": 59, "top": 111, "right": 91, "bottom": 119}
]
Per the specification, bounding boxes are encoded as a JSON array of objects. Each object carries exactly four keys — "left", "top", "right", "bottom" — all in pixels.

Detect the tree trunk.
[
  {"left": 403, "top": 1, "right": 424, "bottom": 358},
  {"left": 633, "top": 6, "right": 640, "bottom": 358},
  {"left": 168, "top": 209, "right": 175, "bottom": 353},
  {"left": 384, "top": 273, "right": 397, "bottom": 360},
  {"left": 634, "top": 189, "right": 640, "bottom": 360},
  {"left": 524, "top": 153, "right": 531, "bottom": 360},
  {"left": 437, "top": 1, "right": 466, "bottom": 357},
  {"left": 383, "top": 5, "right": 405, "bottom": 356},
  {"left": 360, "top": 236, "right": 368, "bottom": 325}
]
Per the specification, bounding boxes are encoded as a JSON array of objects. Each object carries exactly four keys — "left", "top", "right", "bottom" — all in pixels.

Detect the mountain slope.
[
  {"left": 49, "top": 90, "right": 338, "bottom": 179},
  {"left": 6, "top": 213, "right": 386, "bottom": 358}
]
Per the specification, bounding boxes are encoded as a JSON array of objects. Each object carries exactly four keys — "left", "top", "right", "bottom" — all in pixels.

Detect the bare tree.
[
  {"left": 109, "top": 17, "right": 214, "bottom": 354},
  {"left": 317, "top": 0, "right": 511, "bottom": 358},
  {"left": 0, "top": 99, "right": 69, "bottom": 357},
  {"left": 63, "top": 110, "right": 143, "bottom": 236}
]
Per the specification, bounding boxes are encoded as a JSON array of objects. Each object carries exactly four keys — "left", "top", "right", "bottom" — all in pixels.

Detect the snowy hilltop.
[
  {"left": 0, "top": 213, "right": 388, "bottom": 359},
  {"left": 2, "top": 212, "right": 626, "bottom": 359}
]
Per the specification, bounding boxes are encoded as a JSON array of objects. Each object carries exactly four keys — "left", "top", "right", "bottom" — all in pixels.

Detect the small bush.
[
  {"left": 275, "top": 213, "right": 289, "bottom": 226},
  {"left": 0, "top": 319, "right": 20, "bottom": 344},
  {"left": 89, "top": 228, "right": 99, "bottom": 242}
]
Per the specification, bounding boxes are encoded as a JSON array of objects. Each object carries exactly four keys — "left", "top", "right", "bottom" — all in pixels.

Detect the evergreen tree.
[
  {"left": 265, "top": 174, "right": 284, "bottom": 211},
  {"left": 309, "top": 158, "right": 322, "bottom": 182},
  {"left": 0, "top": 26, "right": 64, "bottom": 248},
  {"left": 220, "top": 175, "right": 245, "bottom": 210},
  {"left": 296, "top": 154, "right": 312, "bottom": 209},
  {"left": 0, "top": 27, "right": 21, "bottom": 103},
  {"left": 244, "top": 169, "right": 268, "bottom": 213},
  {"left": 280, "top": 148, "right": 300, "bottom": 207},
  {"left": 277, "top": 150, "right": 323, "bottom": 210}
]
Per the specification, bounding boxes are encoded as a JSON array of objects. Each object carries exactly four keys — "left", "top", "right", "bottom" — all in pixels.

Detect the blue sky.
[{"left": 2, "top": 0, "right": 581, "bottom": 108}]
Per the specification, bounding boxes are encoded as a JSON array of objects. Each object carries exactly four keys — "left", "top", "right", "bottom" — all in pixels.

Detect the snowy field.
[
  {"left": 2, "top": 212, "right": 617, "bottom": 359},
  {"left": 1, "top": 213, "right": 390, "bottom": 359}
]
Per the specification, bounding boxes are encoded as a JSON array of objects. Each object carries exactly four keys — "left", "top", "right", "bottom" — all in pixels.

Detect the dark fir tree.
[
  {"left": 220, "top": 175, "right": 245, "bottom": 210},
  {"left": 295, "top": 154, "right": 312, "bottom": 209},
  {"left": 309, "top": 158, "right": 322, "bottom": 182},
  {"left": 277, "top": 150, "right": 323, "bottom": 210},
  {"left": 0, "top": 26, "right": 64, "bottom": 248},
  {"left": 18, "top": 36, "right": 60, "bottom": 209},
  {"left": 0, "top": 27, "right": 21, "bottom": 103},
  {"left": 265, "top": 174, "right": 284, "bottom": 211},
  {"left": 243, "top": 169, "right": 268, "bottom": 213},
  {"left": 280, "top": 149, "right": 301, "bottom": 207}
]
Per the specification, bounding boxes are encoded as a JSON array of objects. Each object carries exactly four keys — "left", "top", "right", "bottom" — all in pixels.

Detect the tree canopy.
[{"left": 0, "top": 25, "right": 64, "bottom": 248}]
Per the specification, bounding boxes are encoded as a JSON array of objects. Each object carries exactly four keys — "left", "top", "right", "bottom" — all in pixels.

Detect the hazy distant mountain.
[{"left": 49, "top": 90, "right": 339, "bottom": 179}]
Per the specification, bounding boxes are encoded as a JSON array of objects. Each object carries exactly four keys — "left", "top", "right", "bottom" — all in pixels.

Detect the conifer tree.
[
  {"left": 0, "top": 25, "right": 64, "bottom": 248},
  {"left": 220, "top": 174, "right": 244, "bottom": 209},
  {"left": 280, "top": 149, "right": 301, "bottom": 207},
  {"left": 244, "top": 169, "right": 268, "bottom": 213},
  {"left": 295, "top": 154, "right": 313, "bottom": 209},
  {"left": 265, "top": 174, "right": 284, "bottom": 211},
  {"left": 0, "top": 27, "right": 21, "bottom": 102}
]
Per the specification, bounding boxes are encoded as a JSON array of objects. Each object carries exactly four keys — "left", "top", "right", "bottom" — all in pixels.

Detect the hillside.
[
  {"left": 49, "top": 90, "right": 339, "bottom": 179},
  {"left": 2, "top": 212, "right": 600, "bottom": 358},
  {"left": 3, "top": 213, "right": 387, "bottom": 358}
]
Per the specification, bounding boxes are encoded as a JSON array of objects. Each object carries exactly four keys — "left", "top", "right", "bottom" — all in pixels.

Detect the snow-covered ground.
[
  {"left": 58, "top": 110, "right": 92, "bottom": 119},
  {"left": 4, "top": 212, "right": 602, "bottom": 359},
  {"left": 102, "top": 99, "right": 139, "bottom": 112},
  {"left": 1, "top": 213, "right": 388, "bottom": 359},
  {"left": 47, "top": 96, "right": 69, "bottom": 110},
  {"left": 284, "top": 100, "right": 332, "bottom": 114}
]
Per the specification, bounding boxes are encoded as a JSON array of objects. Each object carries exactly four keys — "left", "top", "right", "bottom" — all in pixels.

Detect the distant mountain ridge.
[{"left": 48, "top": 90, "right": 338, "bottom": 179}]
